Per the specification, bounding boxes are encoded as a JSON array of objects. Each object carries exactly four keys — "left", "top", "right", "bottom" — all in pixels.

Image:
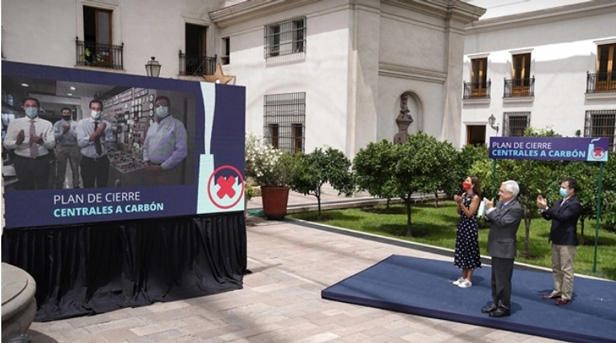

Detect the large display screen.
[{"left": 2, "top": 61, "right": 245, "bottom": 228}]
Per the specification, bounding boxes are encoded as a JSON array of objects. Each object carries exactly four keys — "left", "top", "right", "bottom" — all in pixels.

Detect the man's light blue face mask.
[
  {"left": 155, "top": 106, "right": 169, "bottom": 118},
  {"left": 25, "top": 107, "right": 38, "bottom": 118}
]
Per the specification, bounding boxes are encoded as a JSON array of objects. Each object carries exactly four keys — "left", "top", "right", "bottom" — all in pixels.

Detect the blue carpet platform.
[{"left": 322, "top": 255, "right": 616, "bottom": 343}]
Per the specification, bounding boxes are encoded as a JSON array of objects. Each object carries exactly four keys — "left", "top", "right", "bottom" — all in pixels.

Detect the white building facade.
[
  {"left": 2, "top": 0, "right": 484, "bottom": 158},
  {"left": 461, "top": 0, "right": 616, "bottom": 150}
]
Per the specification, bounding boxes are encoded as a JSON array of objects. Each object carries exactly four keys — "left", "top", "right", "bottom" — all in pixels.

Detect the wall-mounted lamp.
[
  {"left": 488, "top": 114, "right": 499, "bottom": 134},
  {"left": 145, "top": 56, "right": 161, "bottom": 77}
]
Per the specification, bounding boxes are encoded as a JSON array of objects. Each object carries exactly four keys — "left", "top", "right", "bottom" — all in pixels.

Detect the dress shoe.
[
  {"left": 481, "top": 304, "right": 498, "bottom": 313},
  {"left": 489, "top": 308, "right": 511, "bottom": 317},
  {"left": 542, "top": 293, "right": 561, "bottom": 300},
  {"left": 556, "top": 299, "right": 571, "bottom": 306}
]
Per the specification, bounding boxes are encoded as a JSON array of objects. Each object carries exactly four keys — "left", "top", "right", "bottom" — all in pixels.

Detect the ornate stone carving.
[{"left": 394, "top": 93, "right": 414, "bottom": 144}]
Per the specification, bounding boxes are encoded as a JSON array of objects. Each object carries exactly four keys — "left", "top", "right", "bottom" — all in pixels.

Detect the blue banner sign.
[{"left": 489, "top": 137, "right": 609, "bottom": 162}]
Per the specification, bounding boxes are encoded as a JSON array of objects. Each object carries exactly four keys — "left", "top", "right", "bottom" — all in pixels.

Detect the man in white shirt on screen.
[
  {"left": 77, "top": 99, "right": 113, "bottom": 188},
  {"left": 54, "top": 107, "right": 81, "bottom": 188},
  {"left": 3, "top": 97, "right": 55, "bottom": 190},
  {"left": 143, "top": 95, "right": 188, "bottom": 185}
]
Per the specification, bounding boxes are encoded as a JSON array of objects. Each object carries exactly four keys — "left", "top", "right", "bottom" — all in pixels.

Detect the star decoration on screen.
[{"left": 203, "top": 63, "right": 235, "bottom": 84}]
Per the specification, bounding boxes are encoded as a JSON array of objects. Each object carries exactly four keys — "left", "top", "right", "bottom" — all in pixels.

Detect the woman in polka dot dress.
[{"left": 452, "top": 176, "right": 482, "bottom": 288}]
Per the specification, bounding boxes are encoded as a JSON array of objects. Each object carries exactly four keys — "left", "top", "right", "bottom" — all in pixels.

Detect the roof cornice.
[
  {"left": 383, "top": 0, "right": 485, "bottom": 24},
  {"left": 211, "top": 0, "right": 485, "bottom": 28},
  {"left": 466, "top": 0, "right": 616, "bottom": 33},
  {"left": 210, "top": 0, "right": 321, "bottom": 28}
]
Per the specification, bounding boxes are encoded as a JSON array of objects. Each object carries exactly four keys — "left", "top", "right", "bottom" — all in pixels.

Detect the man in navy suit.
[
  {"left": 536, "top": 177, "right": 582, "bottom": 306},
  {"left": 481, "top": 180, "right": 524, "bottom": 318}
]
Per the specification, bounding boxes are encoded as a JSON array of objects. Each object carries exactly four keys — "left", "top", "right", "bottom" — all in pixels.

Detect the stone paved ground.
[{"left": 28, "top": 210, "right": 563, "bottom": 343}]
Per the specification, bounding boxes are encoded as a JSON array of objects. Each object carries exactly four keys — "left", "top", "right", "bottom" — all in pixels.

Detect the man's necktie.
[
  {"left": 30, "top": 120, "right": 39, "bottom": 158},
  {"left": 94, "top": 121, "right": 102, "bottom": 156},
  {"left": 499, "top": 203, "right": 505, "bottom": 209}
]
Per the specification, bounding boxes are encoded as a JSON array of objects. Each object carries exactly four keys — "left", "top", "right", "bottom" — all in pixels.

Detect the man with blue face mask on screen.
[
  {"left": 536, "top": 178, "right": 582, "bottom": 306},
  {"left": 77, "top": 99, "right": 113, "bottom": 188},
  {"left": 54, "top": 107, "right": 81, "bottom": 189},
  {"left": 3, "top": 97, "right": 55, "bottom": 190},
  {"left": 143, "top": 95, "right": 187, "bottom": 185}
]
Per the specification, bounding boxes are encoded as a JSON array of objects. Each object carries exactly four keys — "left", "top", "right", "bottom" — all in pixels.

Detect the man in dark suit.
[
  {"left": 536, "top": 177, "right": 582, "bottom": 306},
  {"left": 481, "top": 180, "right": 524, "bottom": 318}
]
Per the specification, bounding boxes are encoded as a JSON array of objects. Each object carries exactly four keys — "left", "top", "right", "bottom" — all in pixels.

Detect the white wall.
[
  {"left": 218, "top": 2, "right": 352, "bottom": 154},
  {"left": 1, "top": 0, "right": 222, "bottom": 78},
  {"left": 3, "top": 0, "right": 483, "bottom": 157},
  {"left": 2, "top": 0, "right": 77, "bottom": 67},
  {"left": 463, "top": 0, "right": 592, "bottom": 20},
  {"left": 377, "top": 3, "right": 466, "bottom": 145},
  {"left": 461, "top": 1, "right": 616, "bottom": 145}
]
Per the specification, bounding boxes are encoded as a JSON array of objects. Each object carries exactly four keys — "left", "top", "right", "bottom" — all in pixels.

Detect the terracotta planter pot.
[{"left": 261, "top": 186, "right": 290, "bottom": 220}]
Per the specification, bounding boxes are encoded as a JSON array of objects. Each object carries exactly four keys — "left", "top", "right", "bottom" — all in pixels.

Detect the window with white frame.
[
  {"left": 584, "top": 110, "right": 616, "bottom": 151},
  {"left": 264, "top": 17, "right": 306, "bottom": 58},
  {"left": 263, "top": 92, "right": 306, "bottom": 153},
  {"left": 503, "top": 112, "right": 530, "bottom": 137}
]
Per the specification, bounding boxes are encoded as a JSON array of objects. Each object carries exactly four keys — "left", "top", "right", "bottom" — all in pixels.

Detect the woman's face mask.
[{"left": 462, "top": 181, "right": 472, "bottom": 191}]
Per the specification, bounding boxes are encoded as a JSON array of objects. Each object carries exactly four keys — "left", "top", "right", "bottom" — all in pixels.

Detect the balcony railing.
[
  {"left": 586, "top": 72, "right": 616, "bottom": 93},
  {"left": 504, "top": 77, "right": 534, "bottom": 97},
  {"left": 75, "top": 38, "right": 123, "bottom": 69},
  {"left": 463, "top": 80, "right": 491, "bottom": 99},
  {"left": 179, "top": 51, "right": 217, "bottom": 76}
]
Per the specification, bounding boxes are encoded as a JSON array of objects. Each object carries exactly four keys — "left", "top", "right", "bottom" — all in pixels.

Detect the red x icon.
[
  {"left": 593, "top": 147, "right": 605, "bottom": 158},
  {"left": 207, "top": 165, "right": 244, "bottom": 210},
  {"left": 217, "top": 175, "right": 237, "bottom": 199}
]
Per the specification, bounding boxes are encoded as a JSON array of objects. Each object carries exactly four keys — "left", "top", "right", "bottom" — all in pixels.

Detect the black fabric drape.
[{"left": 1, "top": 212, "right": 246, "bottom": 322}]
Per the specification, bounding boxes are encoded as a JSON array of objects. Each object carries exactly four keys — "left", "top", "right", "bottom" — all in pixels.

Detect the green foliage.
[
  {"left": 79, "top": 48, "right": 105, "bottom": 66},
  {"left": 392, "top": 132, "right": 456, "bottom": 235},
  {"left": 350, "top": 126, "right": 616, "bottom": 244},
  {"left": 291, "top": 147, "right": 354, "bottom": 218},
  {"left": 288, "top": 202, "right": 616, "bottom": 280},
  {"left": 455, "top": 144, "right": 490, "bottom": 199},
  {"left": 506, "top": 158, "right": 557, "bottom": 257},
  {"left": 561, "top": 161, "right": 599, "bottom": 241},
  {"left": 245, "top": 183, "right": 255, "bottom": 200},
  {"left": 523, "top": 127, "right": 561, "bottom": 138},
  {"left": 469, "top": 158, "right": 495, "bottom": 199},
  {"left": 429, "top": 138, "right": 459, "bottom": 203},
  {"left": 600, "top": 157, "right": 616, "bottom": 229},
  {"left": 474, "top": 128, "right": 564, "bottom": 257},
  {"left": 353, "top": 132, "right": 476, "bottom": 235},
  {"left": 473, "top": 127, "right": 616, "bottom": 257},
  {"left": 245, "top": 133, "right": 298, "bottom": 187},
  {"left": 602, "top": 189, "right": 616, "bottom": 230},
  {"left": 353, "top": 140, "right": 398, "bottom": 201},
  {"left": 458, "top": 144, "right": 489, "bottom": 180}
]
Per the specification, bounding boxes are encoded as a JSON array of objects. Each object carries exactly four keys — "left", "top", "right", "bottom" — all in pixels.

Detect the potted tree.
[{"left": 245, "top": 134, "right": 297, "bottom": 219}]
